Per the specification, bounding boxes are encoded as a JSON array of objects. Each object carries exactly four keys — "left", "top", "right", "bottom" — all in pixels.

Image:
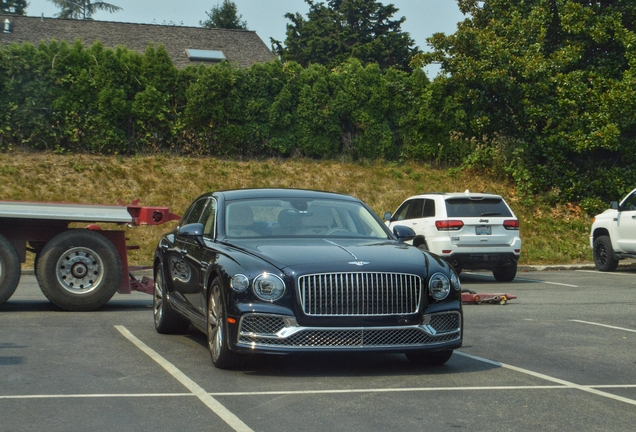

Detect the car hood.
[{"left": 226, "top": 238, "right": 437, "bottom": 274}]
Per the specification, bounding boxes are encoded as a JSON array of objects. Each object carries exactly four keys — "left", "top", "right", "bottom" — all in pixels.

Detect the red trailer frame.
[{"left": 0, "top": 200, "right": 180, "bottom": 310}]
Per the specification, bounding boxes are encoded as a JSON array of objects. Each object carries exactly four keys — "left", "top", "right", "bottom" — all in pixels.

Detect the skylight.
[{"left": 186, "top": 49, "right": 226, "bottom": 62}]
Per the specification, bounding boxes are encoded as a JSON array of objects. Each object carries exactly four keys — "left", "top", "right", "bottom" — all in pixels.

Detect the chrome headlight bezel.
[
  {"left": 230, "top": 274, "right": 249, "bottom": 292},
  {"left": 450, "top": 271, "right": 461, "bottom": 291},
  {"left": 429, "top": 272, "right": 451, "bottom": 300},
  {"left": 252, "top": 273, "right": 286, "bottom": 302}
]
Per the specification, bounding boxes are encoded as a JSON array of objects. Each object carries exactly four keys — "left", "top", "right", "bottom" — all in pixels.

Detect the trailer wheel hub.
[{"left": 56, "top": 247, "right": 105, "bottom": 294}]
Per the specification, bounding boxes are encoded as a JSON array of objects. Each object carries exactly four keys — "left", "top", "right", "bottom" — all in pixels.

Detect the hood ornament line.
[{"left": 324, "top": 239, "right": 371, "bottom": 266}]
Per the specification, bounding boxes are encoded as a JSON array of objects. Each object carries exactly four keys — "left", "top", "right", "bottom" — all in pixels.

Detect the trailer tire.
[
  {"left": 36, "top": 230, "right": 122, "bottom": 311},
  {"left": 0, "top": 234, "right": 21, "bottom": 306}
]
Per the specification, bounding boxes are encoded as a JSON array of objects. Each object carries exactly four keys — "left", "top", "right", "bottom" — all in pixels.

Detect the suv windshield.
[{"left": 444, "top": 198, "right": 512, "bottom": 218}]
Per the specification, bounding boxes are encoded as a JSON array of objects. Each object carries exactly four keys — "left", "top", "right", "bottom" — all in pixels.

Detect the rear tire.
[
  {"left": 36, "top": 230, "right": 122, "bottom": 311},
  {"left": 153, "top": 264, "right": 190, "bottom": 334},
  {"left": 593, "top": 235, "right": 619, "bottom": 272},
  {"left": 493, "top": 261, "right": 517, "bottom": 282},
  {"left": 406, "top": 350, "right": 453, "bottom": 366},
  {"left": 0, "top": 234, "right": 21, "bottom": 306}
]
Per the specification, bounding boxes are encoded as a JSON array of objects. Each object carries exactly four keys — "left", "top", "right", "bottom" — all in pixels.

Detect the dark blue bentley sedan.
[{"left": 153, "top": 188, "right": 462, "bottom": 369}]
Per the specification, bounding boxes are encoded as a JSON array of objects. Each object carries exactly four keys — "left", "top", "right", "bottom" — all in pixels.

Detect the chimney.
[{"left": 3, "top": 19, "right": 12, "bottom": 34}]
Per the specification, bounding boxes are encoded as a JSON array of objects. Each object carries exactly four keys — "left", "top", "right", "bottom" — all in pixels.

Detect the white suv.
[
  {"left": 384, "top": 191, "right": 521, "bottom": 281},
  {"left": 590, "top": 188, "right": 636, "bottom": 271}
]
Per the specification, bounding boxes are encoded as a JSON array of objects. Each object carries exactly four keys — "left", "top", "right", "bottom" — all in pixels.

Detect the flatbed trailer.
[{"left": 0, "top": 200, "right": 180, "bottom": 311}]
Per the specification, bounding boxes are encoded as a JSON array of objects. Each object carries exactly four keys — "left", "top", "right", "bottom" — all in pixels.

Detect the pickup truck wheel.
[
  {"left": 493, "top": 261, "right": 517, "bottom": 282},
  {"left": 154, "top": 265, "right": 190, "bottom": 334},
  {"left": 36, "top": 230, "right": 122, "bottom": 311},
  {"left": 593, "top": 235, "right": 619, "bottom": 272},
  {"left": 0, "top": 234, "right": 21, "bottom": 306},
  {"left": 406, "top": 349, "right": 453, "bottom": 366}
]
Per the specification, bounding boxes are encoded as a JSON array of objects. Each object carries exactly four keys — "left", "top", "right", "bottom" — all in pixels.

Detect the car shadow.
[{"left": 184, "top": 331, "right": 499, "bottom": 377}]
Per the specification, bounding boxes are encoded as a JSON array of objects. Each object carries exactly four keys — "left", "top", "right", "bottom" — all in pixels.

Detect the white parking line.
[
  {"left": 464, "top": 272, "right": 578, "bottom": 287},
  {"left": 4, "top": 383, "right": 636, "bottom": 400},
  {"left": 576, "top": 269, "right": 634, "bottom": 276},
  {"left": 114, "top": 325, "right": 253, "bottom": 432},
  {"left": 571, "top": 320, "right": 636, "bottom": 333},
  {"left": 455, "top": 351, "right": 636, "bottom": 406}
]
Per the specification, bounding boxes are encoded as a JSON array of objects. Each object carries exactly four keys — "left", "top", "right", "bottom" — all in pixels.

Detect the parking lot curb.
[{"left": 20, "top": 262, "right": 636, "bottom": 275}]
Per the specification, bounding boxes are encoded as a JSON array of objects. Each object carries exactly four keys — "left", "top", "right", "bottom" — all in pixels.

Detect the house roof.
[{"left": 0, "top": 15, "right": 275, "bottom": 68}]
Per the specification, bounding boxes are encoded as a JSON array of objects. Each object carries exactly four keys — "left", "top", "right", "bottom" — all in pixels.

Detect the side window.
[
  {"left": 202, "top": 199, "right": 217, "bottom": 238},
  {"left": 422, "top": 199, "right": 436, "bottom": 217},
  {"left": 394, "top": 201, "right": 412, "bottom": 221},
  {"left": 623, "top": 193, "right": 636, "bottom": 211},
  {"left": 181, "top": 198, "right": 208, "bottom": 226},
  {"left": 406, "top": 199, "right": 424, "bottom": 219}
]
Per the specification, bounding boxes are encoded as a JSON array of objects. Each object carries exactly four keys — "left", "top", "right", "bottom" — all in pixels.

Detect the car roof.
[
  {"left": 407, "top": 191, "right": 503, "bottom": 200},
  {"left": 209, "top": 188, "right": 361, "bottom": 202}
]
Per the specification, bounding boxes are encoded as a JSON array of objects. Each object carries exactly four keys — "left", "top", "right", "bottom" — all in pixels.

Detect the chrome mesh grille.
[
  {"left": 298, "top": 272, "right": 422, "bottom": 316},
  {"left": 238, "top": 328, "right": 459, "bottom": 348},
  {"left": 430, "top": 313, "right": 460, "bottom": 332},
  {"left": 237, "top": 312, "right": 461, "bottom": 348},
  {"left": 240, "top": 315, "right": 286, "bottom": 335}
]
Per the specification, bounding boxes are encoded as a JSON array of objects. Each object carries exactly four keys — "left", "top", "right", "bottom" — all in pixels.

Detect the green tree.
[
  {"left": 423, "top": 0, "right": 636, "bottom": 202},
  {"left": 272, "top": 0, "right": 420, "bottom": 71},
  {"left": 200, "top": 0, "right": 248, "bottom": 30},
  {"left": 1, "top": 0, "right": 27, "bottom": 14},
  {"left": 47, "top": 0, "right": 122, "bottom": 20}
]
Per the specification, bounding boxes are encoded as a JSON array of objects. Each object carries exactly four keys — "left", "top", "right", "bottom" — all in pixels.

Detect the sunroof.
[{"left": 186, "top": 49, "right": 226, "bottom": 62}]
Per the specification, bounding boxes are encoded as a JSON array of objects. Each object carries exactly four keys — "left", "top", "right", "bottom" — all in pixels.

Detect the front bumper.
[
  {"left": 444, "top": 252, "right": 519, "bottom": 270},
  {"left": 231, "top": 311, "right": 462, "bottom": 354}
]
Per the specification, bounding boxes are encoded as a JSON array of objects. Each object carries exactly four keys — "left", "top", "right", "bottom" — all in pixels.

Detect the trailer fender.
[
  {"left": 36, "top": 230, "right": 123, "bottom": 311},
  {"left": 0, "top": 234, "right": 21, "bottom": 306}
]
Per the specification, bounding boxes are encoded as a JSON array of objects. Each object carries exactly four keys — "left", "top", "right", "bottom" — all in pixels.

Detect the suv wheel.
[
  {"left": 493, "top": 262, "right": 517, "bottom": 282},
  {"left": 593, "top": 235, "right": 619, "bottom": 272}
]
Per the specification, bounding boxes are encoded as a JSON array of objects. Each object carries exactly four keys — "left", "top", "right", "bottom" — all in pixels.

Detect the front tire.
[
  {"left": 593, "top": 235, "right": 619, "bottom": 272},
  {"left": 0, "top": 234, "right": 21, "bottom": 306},
  {"left": 36, "top": 230, "right": 122, "bottom": 311},
  {"left": 406, "top": 350, "right": 453, "bottom": 366},
  {"left": 493, "top": 261, "right": 517, "bottom": 282},
  {"left": 207, "top": 278, "right": 239, "bottom": 369},
  {"left": 154, "top": 265, "right": 190, "bottom": 334}
]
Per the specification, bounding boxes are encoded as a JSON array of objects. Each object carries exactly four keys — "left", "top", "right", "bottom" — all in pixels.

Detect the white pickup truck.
[{"left": 590, "top": 188, "right": 636, "bottom": 271}]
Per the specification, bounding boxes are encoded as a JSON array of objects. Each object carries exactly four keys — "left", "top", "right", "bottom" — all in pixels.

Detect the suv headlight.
[
  {"left": 429, "top": 272, "right": 451, "bottom": 300},
  {"left": 253, "top": 273, "right": 286, "bottom": 302}
]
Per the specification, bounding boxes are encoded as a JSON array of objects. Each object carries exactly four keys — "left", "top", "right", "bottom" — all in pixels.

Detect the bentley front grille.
[{"left": 297, "top": 272, "right": 422, "bottom": 316}]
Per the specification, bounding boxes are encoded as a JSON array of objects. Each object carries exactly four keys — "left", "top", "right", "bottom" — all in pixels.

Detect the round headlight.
[
  {"left": 429, "top": 272, "right": 451, "bottom": 300},
  {"left": 253, "top": 273, "right": 286, "bottom": 302},
  {"left": 450, "top": 271, "right": 461, "bottom": 291},
  {"left": 230, "top": 274, "right": 249, "bottom": 292}
]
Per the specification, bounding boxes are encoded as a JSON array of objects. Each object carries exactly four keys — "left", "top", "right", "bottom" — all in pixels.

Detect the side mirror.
[
  {"left": 393, "top": 225, "right": 415, "bottom": 242},
  {"left": 610, "top": 201, "right": 619, "bottom": 210},
  {"left": 383, "top": 211, "right": 392, "bottom": 221},
  {"left": 177, "top": 223, "right": 205, "bottom": 246}
]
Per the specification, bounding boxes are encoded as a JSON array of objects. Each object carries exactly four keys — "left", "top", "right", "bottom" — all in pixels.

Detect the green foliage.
[
  {"left": 424, "top": 0, "right": 636, "bottom": 203},
  {"left": 1, "top": 0, "right": 27, "bottom": 14},
  {"left": 47, "top": 0, "right": 122, "bottom": 19},
  {"left": 200, "top": 0, "right": 248, "bottom": 30},
  {"left": 272, "top": 0, "right": 421, "bottom": 71}
]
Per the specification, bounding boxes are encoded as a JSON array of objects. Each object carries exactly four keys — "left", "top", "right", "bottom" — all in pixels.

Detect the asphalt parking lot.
[{"left": 1, "top": 267, "right": 635, "bottom": 432}]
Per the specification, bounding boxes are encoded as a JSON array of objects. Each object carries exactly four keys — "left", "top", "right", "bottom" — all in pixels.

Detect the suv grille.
[{"left": 298, "top": 272, "right": 421, "bottom": 316}]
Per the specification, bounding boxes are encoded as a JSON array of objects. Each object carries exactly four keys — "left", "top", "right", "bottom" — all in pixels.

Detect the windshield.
[{"left": 224, "top": 198, "right": 389, "bottom": 239}]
